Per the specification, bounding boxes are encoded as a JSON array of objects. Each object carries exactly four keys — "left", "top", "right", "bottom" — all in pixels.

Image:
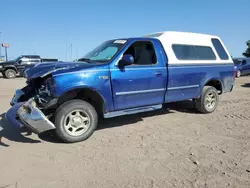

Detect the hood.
[
  {"left": 24, "top": 61, "right": 103, "bottom": 80},
  {"left": 0, "top": 60, "right": 16, "bottom": 65}
]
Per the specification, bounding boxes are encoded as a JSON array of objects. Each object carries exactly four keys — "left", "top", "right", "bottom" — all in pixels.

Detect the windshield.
[
  {"left": 78, "top": 39, "right": 127, "bottom": 63},
  {"left": 11, "top": 56, "right": 21, "bottom": 61}
]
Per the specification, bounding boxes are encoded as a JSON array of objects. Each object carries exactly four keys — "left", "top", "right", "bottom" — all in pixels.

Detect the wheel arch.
[
  {"left": 57, "top": 86, "right": 106, "bottom": 116},
  {"left": 202, "top": 78, "right": 224, "bottom": 95},
  {"left": 3, "top": 66, "right": 17, "bottom": 72}
]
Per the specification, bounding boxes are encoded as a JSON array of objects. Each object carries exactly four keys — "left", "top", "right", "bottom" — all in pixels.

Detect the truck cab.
[{"left": 4, "top": 31, "right": 235, "bottom": 143}]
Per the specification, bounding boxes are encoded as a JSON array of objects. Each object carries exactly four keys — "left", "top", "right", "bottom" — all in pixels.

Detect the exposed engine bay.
[{"left": 14, "top": 75, "right": 58, "bottom": 117}]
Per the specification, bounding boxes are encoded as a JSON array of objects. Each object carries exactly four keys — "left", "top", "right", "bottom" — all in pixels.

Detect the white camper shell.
[{"left": 144, "top": 31, "right": 233, "bottom": 65}]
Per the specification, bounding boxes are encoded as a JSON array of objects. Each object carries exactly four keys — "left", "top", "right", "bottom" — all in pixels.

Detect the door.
[
  {"left": 16, "top": 57, "right": 30, "bottom": 72},
  {"left": 110, "top": 40, "right": 167, "bottom": 110}
]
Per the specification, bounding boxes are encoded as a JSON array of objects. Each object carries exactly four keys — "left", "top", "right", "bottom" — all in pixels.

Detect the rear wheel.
[
  {"left": 196, "top": 86, "right": 219, "bottom": 113},
  {"left": 4, "top": 69, "right": 16, "bottom": 79},
  {"left": 54, "top": 99, "right": 98, "bottom": 143}
]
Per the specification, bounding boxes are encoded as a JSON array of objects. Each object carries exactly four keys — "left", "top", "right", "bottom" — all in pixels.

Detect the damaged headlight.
[
  {"left": 45, "top": 77, "right": 56, "bottom": 93},
  {"left": 38, "top": 77, "right": 54, "bottom": 96},
  {"left": 36, "top": 77, "right": 57, "bottom": 109},
  {"left": 37, "top": 76, "right": 57, "bottom": 101}
]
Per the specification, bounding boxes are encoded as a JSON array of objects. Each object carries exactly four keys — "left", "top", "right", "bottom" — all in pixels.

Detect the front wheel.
[
  {"left": 54, "top": 99, "right": 98, "bottom": 143},
  {"left": 196, "top": 86, "right": 219, "bottom": 113},
  {"left": 4, "top": 69, "right": 16, "bottom": 79}
]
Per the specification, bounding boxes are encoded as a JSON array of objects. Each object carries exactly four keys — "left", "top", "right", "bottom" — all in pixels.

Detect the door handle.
[{"left": 154, "top": 72, "right": 162, "bottom": 76}]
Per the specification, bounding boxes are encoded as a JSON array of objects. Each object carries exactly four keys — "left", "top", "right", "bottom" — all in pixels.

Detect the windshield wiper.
[{"left": 77, "top": 58, "right": 92, "bottom": 62}]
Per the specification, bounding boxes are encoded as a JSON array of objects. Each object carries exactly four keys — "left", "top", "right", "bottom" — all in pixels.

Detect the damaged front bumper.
[{"left": 5, "top": 98, "right": 56, "bottom": 134}]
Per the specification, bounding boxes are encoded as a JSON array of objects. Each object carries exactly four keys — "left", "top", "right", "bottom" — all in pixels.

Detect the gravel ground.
[{"left": 0, "top": 76, "right": 250, "bottom": 188}]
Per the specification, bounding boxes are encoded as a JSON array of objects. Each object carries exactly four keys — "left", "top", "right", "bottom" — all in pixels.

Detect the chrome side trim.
[
  {"left": 54, "top": 67, "right": 167, "bottom": 77},
  {"left": 104, "top": 104, "right": 162, "bottom": 118},
  {"left": 168, "top": 64, "right": 234, "bottom": 68},
  {"left": 111, "top": 67, "right": 165, "bottom": 71},
  {"left": 116, "top": 88, "right": 165, "bottom": 96},
  {"left": 168, "top": 85, "right": 199, "bottom": 91}
]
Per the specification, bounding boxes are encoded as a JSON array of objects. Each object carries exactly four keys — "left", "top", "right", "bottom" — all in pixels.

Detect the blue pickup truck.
[{"left": 4, "top": 31, "right": 236, "bottom": 143}]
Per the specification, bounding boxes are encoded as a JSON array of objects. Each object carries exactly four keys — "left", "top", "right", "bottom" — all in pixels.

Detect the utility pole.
[
  {"left": 65, "top": 39, "right": 68, "bottom": 61},
  {"left": 75, "top": 46, "right": 78, "bottom": 60},
  {"left": 4, "top": 46, "right": 7, "bottom": 61}
]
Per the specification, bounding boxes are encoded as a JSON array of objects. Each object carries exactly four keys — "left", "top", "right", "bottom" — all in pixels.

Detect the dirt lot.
[{"left": 0, "top": 76, "right": 250, "bottom": 188}]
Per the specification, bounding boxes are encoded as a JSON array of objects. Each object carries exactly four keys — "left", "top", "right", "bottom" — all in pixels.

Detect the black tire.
[
  {"left": 54, "top": 99, "right": 98, "bottom": 143},
  {"left": 196, "top": 86, "right": 219, "bottom": 113},
  {"left": 4, "top": 69, "right": 16, "bottom": 79},
  {"left": 236, "top": 70, "right": 241, "bottom": 78}
]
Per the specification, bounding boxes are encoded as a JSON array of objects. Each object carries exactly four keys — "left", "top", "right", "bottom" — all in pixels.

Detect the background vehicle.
[
  {"left": 0, "top": 55, "right": 58, "bottom": 79},
  {"left": 5, "top": 31, "right": 236, "bottom": 143},
  {"left": 233, "top": 57, "right": 250, "bottom": 77}
]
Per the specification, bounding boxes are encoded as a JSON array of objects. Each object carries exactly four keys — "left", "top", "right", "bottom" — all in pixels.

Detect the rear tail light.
[{"left": 233, "top": 66, "right": 237, "bottom": 79}]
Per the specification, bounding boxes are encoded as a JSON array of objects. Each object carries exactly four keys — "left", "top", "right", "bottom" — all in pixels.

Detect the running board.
[{"left": 104, "top": 104, "right": 162, "bottom": 118}]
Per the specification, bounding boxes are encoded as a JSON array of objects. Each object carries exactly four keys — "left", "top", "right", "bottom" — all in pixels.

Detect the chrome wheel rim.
[
  {"left": 63, "top": 110, "right": 90, "bottom": 136},
  {"left": 205, "top": 92, "right": 216, "bottom": 110},
  {"left": 7, "top": 71, "right": 15, "bottom": 78}
]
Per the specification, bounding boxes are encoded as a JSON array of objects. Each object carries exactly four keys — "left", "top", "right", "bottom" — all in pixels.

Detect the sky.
[{"left": 0, "top": 0, "right": 249, "bottom": 61}]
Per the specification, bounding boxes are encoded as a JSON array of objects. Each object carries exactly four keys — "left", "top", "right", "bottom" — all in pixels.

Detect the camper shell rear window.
[{"left": 211, "top": 38, "right": 229, "bottom": 60}]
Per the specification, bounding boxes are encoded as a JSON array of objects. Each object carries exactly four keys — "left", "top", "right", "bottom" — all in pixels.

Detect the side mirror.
[{"left": 118, "top": 54, "right": 134, "bottom": 67}]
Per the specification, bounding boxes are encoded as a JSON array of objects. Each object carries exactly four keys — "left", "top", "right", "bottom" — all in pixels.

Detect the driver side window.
[{"left": 124, "top": 41, "right": 157, "bottom": 65}]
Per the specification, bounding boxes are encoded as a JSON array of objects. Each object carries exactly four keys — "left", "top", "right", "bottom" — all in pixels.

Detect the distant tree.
[{"left": 242, "top": 40, "right": 250, "bottom": 57}]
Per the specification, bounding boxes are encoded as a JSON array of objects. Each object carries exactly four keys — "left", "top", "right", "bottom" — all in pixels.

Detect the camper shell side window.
[{"left": 172, "top": 44, "right": 216, "bottom": 60}]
